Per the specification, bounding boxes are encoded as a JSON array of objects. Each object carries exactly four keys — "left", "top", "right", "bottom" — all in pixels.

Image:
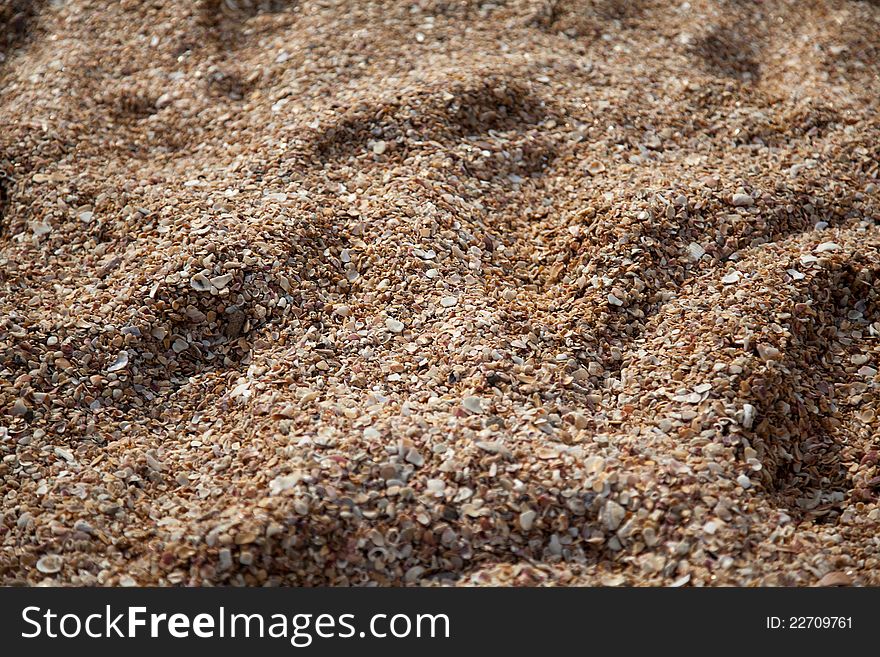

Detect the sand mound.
[{"left": 1, "top": 0, "right": 879, "bottom": 586}]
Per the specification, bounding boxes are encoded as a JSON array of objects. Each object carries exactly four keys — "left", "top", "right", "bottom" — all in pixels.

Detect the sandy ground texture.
[{"left": 1, "top": 0, "right": 879, "bottom": 587}]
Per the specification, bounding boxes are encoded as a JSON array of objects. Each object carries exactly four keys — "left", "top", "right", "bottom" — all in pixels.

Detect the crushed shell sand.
[{"left": 1, "top": 0, "right": 880, "bottom": 586}]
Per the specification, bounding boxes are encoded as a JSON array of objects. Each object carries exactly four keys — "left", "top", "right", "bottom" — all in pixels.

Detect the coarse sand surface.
[{"left": 1, "top": 0, "right": 879, "bottom": 586}]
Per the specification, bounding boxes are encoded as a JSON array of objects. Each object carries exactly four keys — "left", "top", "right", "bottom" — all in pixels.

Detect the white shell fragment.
[
  {"left": 385, "top": 318, "right": 404, "bottom": 333},
  {"left": 107, "top": 351, "right": 129, "bottom": 372},
  {"left": 190, "top": 273, "right": 211, "bottom": 291},
  {"left": 209, "top": 273, "right": 233, "bottom": 290},
  {"left": 36, "top": 554, "right": 63, "bottom": 574},
  {"left": 686, "top": 242, "right": 705, "bottom": 261},
  {"left": 462, "top": 396, "right": 485, "bottom": 414}
]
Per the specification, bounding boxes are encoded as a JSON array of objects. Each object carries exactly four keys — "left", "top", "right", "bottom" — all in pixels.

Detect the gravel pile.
[{"left": 1, "top": 0, "right": 879, "bottom": 586}]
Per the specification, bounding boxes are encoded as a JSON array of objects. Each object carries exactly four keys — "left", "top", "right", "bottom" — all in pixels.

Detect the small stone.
[
  {"left": 475, "top": 440, "right": 511, "bottom": 457},
  {"left": 440, "top": 296, "right": 458, "bottom": 308},
  {"left": 10, "top": 398, "right": 30, "bottom": 417},
  {"left": 462, "top": 396, "right": 485, "bottom": 414},
  {"left": 732, "top": 193, "right": 754, "bottom": 207},
  {"left": 426, "top": 478, "right": 445, "bottom": 493},
  {"left": 218, "top": 548, "right": 233, "bottom": 571},
  {"left": 210, "top": 273, "right": 233, "bottom": 290},
  {"left": 370, "top": 139, "right": 387, "bottom": 155},
  {"left": 584, "top": 455, "right": 605, "bottom": 475},
  {"left": 569, "top": 412, "right": 588, "bottom": 429},
  {"left": 607, "top": 292, "right": 624, "bottom": 306},
  {"left": 385, "top": 318, "right": 404, "bottom": 333},
  {"left": 32, "top": 221, "right": 52, "bottom": 236},
  {"left": 736, "top": 474, "right": 752, "bottom": 489},
  {"left": 74, "top": 520, "right": 94, "bottom": 534},
  {"left": 54, "top": 446, "right": 74, "bottom": 462},
  {"left": 405, "top": 566, "right": 425, "bottom": 583},
  {"left": 172, "top": 338, "right": 188, "bottom": 353},
  {"left": 519, "top": 509, "right": 537, "bottom": 531},
  {"left": 815, "top": 242, "right": 840, "bottom": 253},
  {"left": 816, "top": 571, "right": 852, "bottom": 587},
  {"left": 602, "top": 500, "right": 625, "bottom": 531},
  {"left": 186, "top": 306, "right": 207, "bottom": 323},
  {"left": 742, "top": 403, "right": 756, "bottom": 430},
  {"left": 756, "top": 343, "right": 781, "bottom": 362},
  {"left": 858, "top": 365, "right": 877, "bottom": 378},
  {"left": 405, "top": 448, "right": 424, "bottom": 467},
  {"left": 36, "top": 554, "right": 63, "bottom": 574},
  {"left": 721, "top": 271, "right": 741, "bottom": 284},
  {"left": 190, "top": 273, "right": 211, "bottom": 292},
  {"left": 224, "top": 310, "right": 246, "bottom": 340},
  {"left": 269, "top": 473, "right": 302, "bottom": 495}
]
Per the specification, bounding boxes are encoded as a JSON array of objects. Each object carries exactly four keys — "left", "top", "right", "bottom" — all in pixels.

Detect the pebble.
[
  {"left": 36, "top": 554, "right": 63, "bottom": 574},
  {"left": 736, "top": 474, "right": 752, "bottom": 489},
  {"left": 218, "top": 548, "right": 233, "bottom": 571},
  {"left": 816, "top": 571, "right": 852, "bottom": 587},
  {"left": 742, "top": 403, "right": 756, "bottom": 429},
  {"left": 54, "top": 446, "right": 74, "bottom": 462},
  {"left": 462, "top": 396, "right": 485, "bottom": 414},
  {"left": 426, "top": 479, "right": 445, "bottom": 493},
  {"left": 11, "top": 398, "right": 30, "bottom": 417},
  {"left": 440, "top": 296, "right": 458, "bottom": 308},
  {"left": 190, "top": 273, "right": 211, "bottom": 292},
  {"left": 405, "top": 448, "right": 425, "bottom": 467},
  {"left": 732, "top": 193, "right": 754, "bottom": 207},
  {"left": 210, "top": 273, "right": 234, "bottom": 290},
  {"left": 404, "top": 566, "right": 425, "bottom": 583},
  {"left": 602, "top": 500, "right": 625, "bottom": 531},
  {"left": 756, "top": 343, "right": 782, "bottom": 362},
  {"left": 815, "top": 242, "right": 841, "bottom": 253},
  {"left": 519, "top": 509, "right": 537, "bottom": 531},
  {"left": 385, "top": 318, "right": 404, "bottom": 333}
]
